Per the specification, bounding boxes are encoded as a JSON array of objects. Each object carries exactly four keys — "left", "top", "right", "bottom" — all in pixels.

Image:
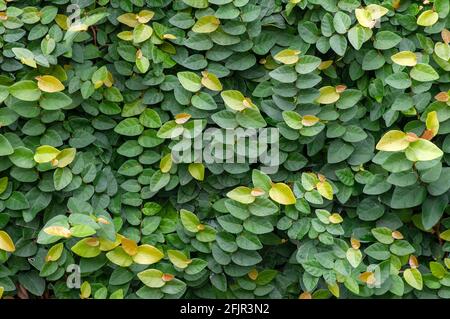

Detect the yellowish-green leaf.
[
  {"left": 417, "top": 10, "right": 439, "bottom": 27},
  {"left": 355, "top": 8, "right": 376, "bottom": 28},
  {"left": 34, "top": 145, "right": 60, "bottom": 163},
  {"left": 405, "top": 139, "right": 443, "bottom": 161},
  {"left": 36, "top": 75, "right": 65, "bottom": 93},
  {"left": 106, "top": 246, "right": 133, "bottom": 267},
  {"left": 117, "top": 13, "right": 139, "bottom": 27},
  {"left": 160, "top": 153, "right": 173, "bottom": 173},
  {"left": 0, "top": 177, "right": 7, "bottom": 196},
  {"left": 403, "top": 268, "right": 423, "bottom": 290},
  {"left": 132, "top": 244, "right": 164, "bottom": 265},
  {"left": 71, "top": 238, "right": 101, "bottom": 258},
  {"left": 168, "top": 250, "right": 192, "bottom": 269},
  {"left": 54, "top": 148, "right": 76, "bottom": 168},
  {"left": 391, "top": 51, "right": 417, "bottom": 66},
  {"left": 201, "top": 71, "right": 222, "bottom": 91},
  {"left": 316, "top": 86, "right": 340, "bottom": 104},
  {"left": 221, "top": 90, "right": 247, "bottom": 111},
  {"left": 180, "top": 209, "right": 201, "bottom": 232},
  {"left": 46, "top": 243, "right": 64, "bottom": 262},
  {"left": 117, "top": 31, "right": 133, "bottom": 41},
  {"left": 375, "top": 130, "right": 410, "bottom": 151},
  {"left": 366, "top": 4, "right": 389, "bottom": 20},
  {"left": 188, "top": 163, "right": 205, "bottom": 181},
  {"left": 192, "top": 16, "right": 220, "bottom": 33},
  {"left": 269, "top": 183, "right": 296, "bottom": 205},
  {"left": 227, "top": 186, "right": 255, "bottom": 204},
  {"left": 328, "top": 283, "right": 340, "bottom": 298},
  {"left": 133, "top": 24, "right": 153, "bottom": 43},
  {"left": 440, "top": 229, "right": 450, "bottom": 241},
  {"left": 346, "top": 248, "right": 362, "bottom": 268},
  {"left": 138, "top": 269, "right": 166, "bottom": 288},
  {"left": 0, "top": 231, "right": 15, "bottom": 253},
  {"left": 274, "top": 49, "right": 301, "bottom": 65},
  {"left": 317, "top": 181, "right": 333, "bottom": 200},
  {"left": 0, "top": 286, "right": 3, "bottom": 299},
  {"left": 426, "top": 111, "right": 439, "bottom": 137},
  {"left": 80, "top": 281, "right": 91, "bottom": 299}
]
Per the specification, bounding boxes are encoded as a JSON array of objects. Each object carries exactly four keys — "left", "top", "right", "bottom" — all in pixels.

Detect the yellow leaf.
[
  {"left": 54, "top": 148, "right": 76, "bottom": 168},
  {"left": 318, "top": 60, "right": 333, "bottom": 70},
  {"left": 117, "top": 31, "right": 133, "bottom": 41},
  {"left": 120, "top": 237, "right": 138, "bottom": 256},
  {"left": 366, "top": 4, "right": 389, "bottom": 20},
  {"left": 355, "top": 8, "right": 376, "bottom": 28},
  {"left": 316, "top": 86, "right": 340, "bottom": 104},
  {"left": 201, "top": 71, "right": 223, "bottom": 91},
  {"left": 328, "top": 283, "right": 340, "bottom": 298},
  {"left": 99, "top": 236, "right": 121, "bottom": 251},
  {"left": 55, "top": 14, "right": 69, "bottom": 30},
  {"left": 391, "top": 51, "right": 417, "bottom": 66},
  {"left": 67, "top": 21, "right": 88, "bottom": 32},
  {"left": 417, "top": 10, "right": 439, "bottom": 27},
  {"left": 132, "top": 244, "right": 164, "bottom": 265},
  {"left": 192, "top": 16, "right": 220, "bottom": 33},
  {"left": 188, "top": 163, "right": 205, "bottom": 181},
  {"left": 36, "top": 75, "right": 65, "bottom": 93},
  {"left": 137, "top": 10, "right": 154, "bottom": 24},
  {"left": 426, "top": 111, "right": 439, "bottom": 137},
  {"left": 329, "top": 213, "right": 343, "bottom": 224},
  {"left": 0, "top": 286, "right": 3, "bottom": 299},
  {"left": 273, "top": 49, "right": 301, "bottom": 65},
  {"left": 80, "top": 281, "right": 91, "bottom": 299},
  {"left": 317, "top": 181, "right": 333, "bottom": 200},
  {"left": 359, "top": 271, "right": 376, "bottom": 285},
  {"left": 175, "top": 112, "right": 191, "bottom": 124},
  {"left": 43, "top": 226, "right": 72, "bottom": 238},
  {"left": 248, "top": 269, "right": 259, "bottom": 280},
  {"left": 269, "top": 183, "right": 296, "bottom": 205},
  {"left": 301, "top": 115, "right": 319, "bottom": 127},
  {"left": 117, "top": 13, "right": 139, "bottom": 27},
  {"left": 375, "top": 130, "right": 410, "bottom": 151},
  {"left": 0, "top": 231, "right": 15, "bottom": 252}
]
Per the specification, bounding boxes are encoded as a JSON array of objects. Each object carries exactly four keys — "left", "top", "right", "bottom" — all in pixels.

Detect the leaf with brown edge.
[{"left": 435, "top": 92, "right": 449, "bottom": 102}]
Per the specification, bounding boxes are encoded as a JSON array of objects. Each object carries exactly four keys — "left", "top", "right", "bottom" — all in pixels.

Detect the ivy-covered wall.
[{"left": 0, "top": 0, "right": 450, "bottom": 299}]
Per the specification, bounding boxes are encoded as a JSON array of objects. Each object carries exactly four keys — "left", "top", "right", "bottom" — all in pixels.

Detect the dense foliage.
[{"left": 0, "top": 0, "right": 450, "bottom": 300}]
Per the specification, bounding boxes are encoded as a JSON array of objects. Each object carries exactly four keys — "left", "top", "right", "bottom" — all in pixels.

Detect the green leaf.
[
  {"left": 405, "top": 139, "right": 443, "bottom": 161},
  {"left": 410, "top": 64, "right": 440, "bottom": 82},
  {"left": 177, "top": 71, "right": 202, "bottom": 92},
  {"left": 9, "top": 80, "right": 41, "bottom": 101}
]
